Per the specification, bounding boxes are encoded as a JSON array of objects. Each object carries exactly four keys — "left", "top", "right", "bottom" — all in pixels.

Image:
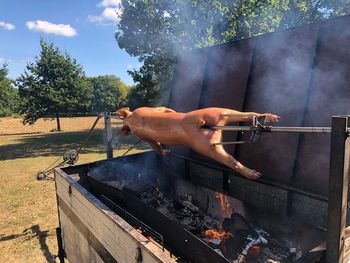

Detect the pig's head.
[
  {"left": 115, "top": 107, "right": 131, "bottom": 119},
  {"left": 115, "top": 107, "right": 132, "bottom": 136}
]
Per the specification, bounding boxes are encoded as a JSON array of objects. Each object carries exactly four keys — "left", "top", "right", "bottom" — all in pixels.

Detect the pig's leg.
[
  {"left": 145, "top": 140, "right": 171, "bottom": 156},
  {"left": 217, "top": 109, "right": 280, "bottom": 123},
  {"left": 183, "top": 116, "right": 261, "bottom": 179},
  {"left": 206, "top": 114, "right": 262, "bottom": 179},
  {"left": 186, "top": 125, "right": 261, "bottom": 180},
  {"left": 210, "top": 142, "right": 261, "bottom": 180}
]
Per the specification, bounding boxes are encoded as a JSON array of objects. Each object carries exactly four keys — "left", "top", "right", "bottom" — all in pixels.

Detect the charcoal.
[
  {"left": 104, "top": 178, "right": 297, "bottom": 262},
  {"left": 122, "top": 181, "right": 153, "bottom": 197},
  {"left": 148, "top": 198, "right": 159, "bottom": 208},
  {"left": 222, "top": 213, "right": 257, "bottom": 237},
  {"left": 179, "top": 200, "right": 200, "bottom": 213}
]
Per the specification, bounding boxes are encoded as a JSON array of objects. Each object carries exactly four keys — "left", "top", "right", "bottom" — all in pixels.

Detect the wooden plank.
[
  {"left": 326, "top": 116, "right": 350, "bottom": 263},
  {"left": 60, "top": 208, "right": 105, "bottom": 263},
  {"left": 342, "top": 226, "right": 350, "bottom": 262},
  {"left": 58, "top": 198, "right": 119, "bottom": 263},
  {"left": 56, "top": 177, "right": 143, "bottom": 263},
  {"left": 56, "top": 174, "right": 149, "bottom": 258},
  {"left": 56, "top": 170, "right": 176, "bottom": 263}
]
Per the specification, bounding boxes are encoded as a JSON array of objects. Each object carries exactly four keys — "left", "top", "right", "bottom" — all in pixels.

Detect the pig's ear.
[
  {"left": 115, "top": 107, "right": 130, "bottom": 119},
  {"left": 117, "top": 125, "right": 131, "bottom": 136}
]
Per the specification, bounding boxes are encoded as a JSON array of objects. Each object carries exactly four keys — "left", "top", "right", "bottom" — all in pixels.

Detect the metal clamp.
[
  {"left": 213, "top": 116, "right": 266, "bottom": 146},
  {"left": 249, "top": 116, "right": 266, "bottom": 143}
]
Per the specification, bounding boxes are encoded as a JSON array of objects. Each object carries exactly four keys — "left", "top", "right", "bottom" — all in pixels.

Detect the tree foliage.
[
  {"left": 116, "top": 0, "right": 350, "bottom": 106},
  {"left": 0, "top": 64, "right": 19, "bottom": 117},
  {"left": 16, "top": 39, "right": 93, "bottom": 131},
  {"left": 89, "top": 75, "right": 128, "bottom": 112}
]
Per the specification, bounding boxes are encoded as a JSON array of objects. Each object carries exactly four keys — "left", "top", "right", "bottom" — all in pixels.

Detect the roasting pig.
[{"left": 115, "top": 107, "right": 280, "bottom": 180}]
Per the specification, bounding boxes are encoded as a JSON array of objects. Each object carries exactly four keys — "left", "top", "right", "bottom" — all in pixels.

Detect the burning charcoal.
[
  {"left": 208, "top": 238, "right": 221, "bottom": 246},
  {"left": 180, "top": 200, "right": 200, "bottom": 213},
  {"left": 261, "top": 238, "right": 291, "bottom": 261},
  {"left": 220, "top": 236, "right": 242, "bottom": 261}
]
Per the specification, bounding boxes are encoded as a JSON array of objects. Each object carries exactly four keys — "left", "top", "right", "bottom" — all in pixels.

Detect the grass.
[
  {"left": 0, "top": 117, "right": 149, "bottom": 263},
  {"left": 0, "top": 116, "right": 106, "bottom": 135}
]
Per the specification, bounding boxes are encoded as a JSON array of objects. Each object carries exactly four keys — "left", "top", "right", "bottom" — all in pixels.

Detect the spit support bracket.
[
  {"left": 250, "top": 116, "right": 266, "bottom": 143},
  {"left": 213, "top": 115, "right": 266, "bottom": 146}
]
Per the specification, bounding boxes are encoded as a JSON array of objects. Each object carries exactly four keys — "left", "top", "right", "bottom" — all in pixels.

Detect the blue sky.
[{"left": 0, "top": 0, "right": 140, "bottom": 85}]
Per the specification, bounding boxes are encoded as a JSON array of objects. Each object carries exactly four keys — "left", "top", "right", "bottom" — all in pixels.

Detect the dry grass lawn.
[
  {"left": 0, "top": 117, "right": 148, "bottom": 263},
  {"left": 0, "top": 116, "right": 108, "bottom": 135}
]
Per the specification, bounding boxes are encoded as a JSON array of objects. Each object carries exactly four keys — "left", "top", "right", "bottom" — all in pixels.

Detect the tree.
[
  {"left": 16, "top": 39, "right": 93, "bottom": 131},
  {"left": 116, "top": 0, "right": 350, "bottom": 106},
  {"left": 89, "top": 75, "right": 128, "bottom": 112},
  {"left": 0, "top": 64, "right": 19, "bottom": 117}
]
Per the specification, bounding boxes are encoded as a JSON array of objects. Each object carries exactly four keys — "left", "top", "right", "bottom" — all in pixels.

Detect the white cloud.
[
  {"left": 97, "top": 0, "right": 121, "bottom": 7},
  {"left": 163, "top": 11, "right": 171, "bottom": 18},
  {"left": 88, "top": 7, "right": 121, "bottom": 24},
  {"left": 0, "top": 57, "right": 12, "bottom": 64},
  {"left": 0, "top": 21, "right": 15, "bottom": 31},
  {"left": 26, "top": 20, "right": 77, "bottom": 37}
]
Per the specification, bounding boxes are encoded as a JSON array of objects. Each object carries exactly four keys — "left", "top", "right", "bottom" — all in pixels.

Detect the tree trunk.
[{"left": 56, "top": 113, "right": 61, "bottom": 131}]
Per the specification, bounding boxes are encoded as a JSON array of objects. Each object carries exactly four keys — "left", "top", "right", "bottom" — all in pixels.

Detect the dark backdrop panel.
[
  {"left": 168, "top": 15, "right": 350, "bottom": 195},
  {"left": 167, "top": 48, "right": 209, "bottom": 160},
  {"left": 168, "top": 49, "right": 209, "bottom": 112},
  {"left": 294, "top": 16, "right": 350, "bottom": 195},
  {"left": 236, "top": 23, "right": 319, "bottom": 185},
  {"left": 193, "top": 38, "right": 255, "bottom": 162},
  {"left": 198, "top": 39, "right": 254, "bottom": 109}
]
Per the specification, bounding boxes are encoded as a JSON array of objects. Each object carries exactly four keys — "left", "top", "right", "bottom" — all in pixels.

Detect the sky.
[{"left": 0, "top": 0, "right": 140, "bottom": 85}]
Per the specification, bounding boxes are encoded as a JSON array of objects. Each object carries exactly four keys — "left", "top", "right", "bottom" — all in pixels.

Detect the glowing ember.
[
  {"left": 215, "top": 192, "right": 231, "bottom": 217},
  {"left": 205, "top": 229, "right": 233, "bottom": 240},
  {"left": 247, "top": 245, "right": 261, "bottom": 257}
]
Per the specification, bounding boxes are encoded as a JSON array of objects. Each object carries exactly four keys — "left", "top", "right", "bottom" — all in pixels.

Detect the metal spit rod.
[{"left": 211, "top": 125, "right": 336, "bottom": 133}]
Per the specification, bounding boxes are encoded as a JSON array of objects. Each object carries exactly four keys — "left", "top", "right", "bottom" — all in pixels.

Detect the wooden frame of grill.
[{"left": 53, "top": 114, "right": 350, "bottom": 262}]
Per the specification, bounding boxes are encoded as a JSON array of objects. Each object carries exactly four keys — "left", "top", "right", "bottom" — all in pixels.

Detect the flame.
[
  {"left": 216, "top": 192, "right": 231, "bottom": 217},
  {"left": 205, "top": 229, "right": 233, "bottom": 240}
]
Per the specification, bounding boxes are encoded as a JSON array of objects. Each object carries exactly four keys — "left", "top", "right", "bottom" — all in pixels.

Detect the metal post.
[
  {"left": 104, "top": 112, "right": 113, "bottom": 159},
  {"left": 211, "top": 125, "right": 333, "bottom": 133},
  {"left": 326, "top": 116, "right": 350, "bottom": 263}
]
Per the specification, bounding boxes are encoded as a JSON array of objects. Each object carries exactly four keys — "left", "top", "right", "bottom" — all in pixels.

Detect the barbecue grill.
[
  {"left": 54, "top": 115, "right": 350, "bottom": 263},
  {"left": 54, "top": 14, "right": 350, "bottom": 263}
]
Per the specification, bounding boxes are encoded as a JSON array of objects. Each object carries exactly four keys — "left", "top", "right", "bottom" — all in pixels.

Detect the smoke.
[
  {"left": 168, "top": 12, "right": 350, "bottom": 195},
  {"left": 169, "top": 48, "right": 209, "bottom": 111},
  {"left": 115, "top": 2, "right": 350, "bottom": 193},
  {"left": 89, "top": 151, "right": 161, "bottom": 183}
]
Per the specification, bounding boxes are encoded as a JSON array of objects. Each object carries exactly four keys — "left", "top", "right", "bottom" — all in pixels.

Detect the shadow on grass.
[
  {"left": 0, "top": 129, "right": 149, "bottom": 161},
  {"left": 0, "top": 224, "right": 56, "bottom": 263}
]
